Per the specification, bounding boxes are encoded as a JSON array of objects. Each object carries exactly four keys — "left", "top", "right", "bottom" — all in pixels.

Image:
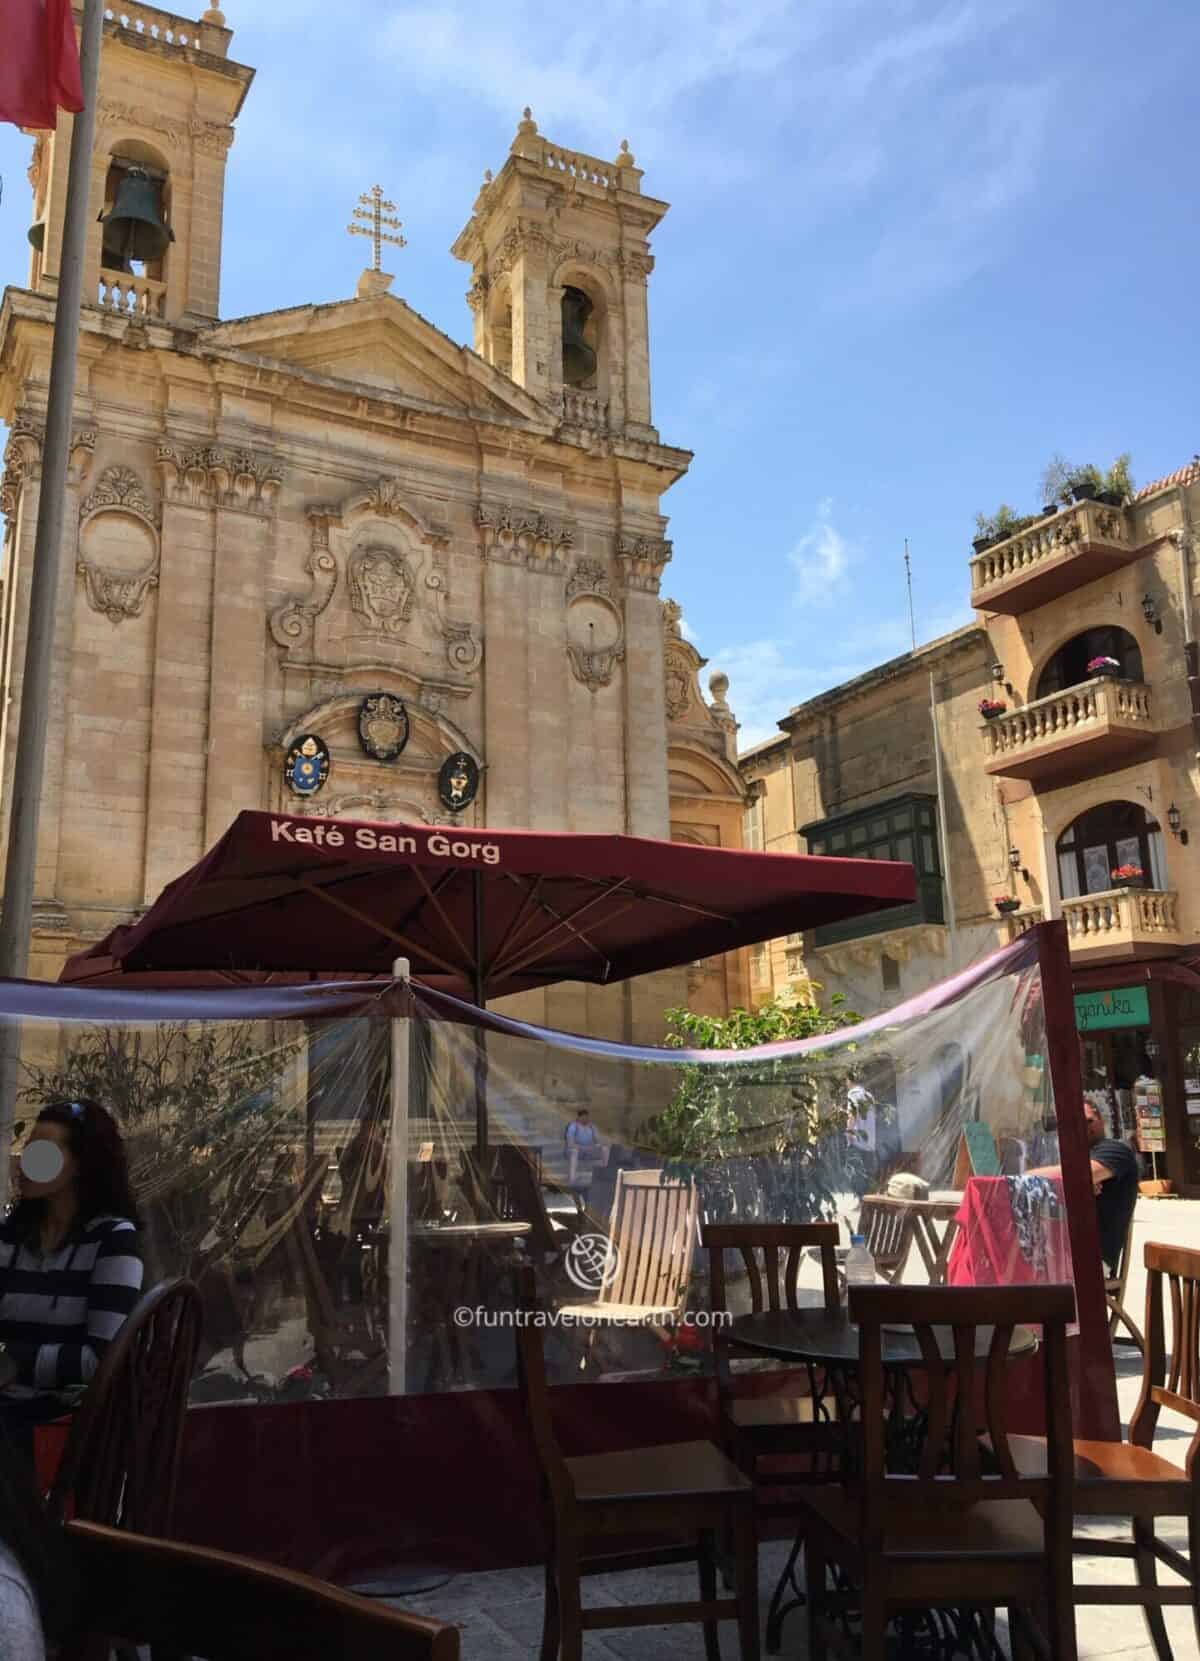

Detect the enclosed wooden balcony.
[
  {"left": 982, "top": 677, "right": 1155, "bottom": 785},
  {"left": 1008, "top": 889, "right": 1184, "bottom": 961},
  {"left": 969, "top": 500, "right": 1137, "bottom": 614}
]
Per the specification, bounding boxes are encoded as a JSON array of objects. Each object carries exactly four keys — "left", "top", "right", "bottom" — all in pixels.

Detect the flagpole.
[{"left": 0, "top": 0, "right": 104, "bottom": 1177}]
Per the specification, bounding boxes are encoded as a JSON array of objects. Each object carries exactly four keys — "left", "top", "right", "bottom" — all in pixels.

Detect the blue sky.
[{"left": 2, "top": 0, "right": 1198, "bottom": 746}]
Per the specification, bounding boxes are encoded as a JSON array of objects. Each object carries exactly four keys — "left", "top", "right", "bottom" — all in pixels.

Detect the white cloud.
[{"left": 788, "top": 499, "right": 856, "bottom": 603}]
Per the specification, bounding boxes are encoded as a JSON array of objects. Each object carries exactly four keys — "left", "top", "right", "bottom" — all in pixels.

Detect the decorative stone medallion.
[
  {"left": 438, "top": 752, "right": 480, "bottom": 812},
  {"left": 348, "top": 545, "right": 415, "bottom": 634},
  {"left": 357, "top": 693, "right": 410, "bottom": 761},
  {"left": 284, "top": 734, "right": 330, "bottom": 797}
]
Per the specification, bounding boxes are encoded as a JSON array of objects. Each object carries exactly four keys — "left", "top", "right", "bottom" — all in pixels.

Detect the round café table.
[{"left": 726, "top": 1303, "right": 1038, "bottom": 1656}]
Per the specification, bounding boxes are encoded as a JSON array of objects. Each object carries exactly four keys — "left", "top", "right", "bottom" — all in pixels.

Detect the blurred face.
[
  {"left": 18, "top": 1121, "right": 78, "bottom": 1200},
  {"left": 1083, "top": 1104, "right": 1105, "bottom": 1146}
]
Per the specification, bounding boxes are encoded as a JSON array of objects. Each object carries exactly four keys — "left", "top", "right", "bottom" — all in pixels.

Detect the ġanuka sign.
[
  {"left": 1073, "top": 985, "right": 1150, "bottom": 1032},
  {"left": 268, "top": 815, "right": 501, "bottom": 865}
]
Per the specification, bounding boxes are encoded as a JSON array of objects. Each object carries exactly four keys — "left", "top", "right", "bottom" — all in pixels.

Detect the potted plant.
[
  {"left": 1111, "top": 864, "right": 1145, "bottom": 888},
  {"left": 1069, "top": 466, "right": 1102, "bottom": 503},
  {"left": 1087, "top": 655, "right": 1122, "bottom": 679},
  {"left": 979, "top": 697, "right": 1007, "bottom": 721},
  {"left": 1039, "top": 455, "right": 1076, "bottom": 510},
  {"left": 972, "top": 504, "right": 1026, "bottom": 553},
  {"left": 994, "top": 896, "right": 1021, "bottom": 915},
  {"left": 1096, "top": 454, "right": 1133, "bottom": 508}
]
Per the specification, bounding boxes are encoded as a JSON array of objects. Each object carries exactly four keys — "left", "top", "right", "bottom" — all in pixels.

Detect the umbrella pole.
[
  {"left": 473, "top": 872, "right": 488, "bottom": 1162},
  {"left": 387, "top": 956, "right": 410, "bottom": 1395}
]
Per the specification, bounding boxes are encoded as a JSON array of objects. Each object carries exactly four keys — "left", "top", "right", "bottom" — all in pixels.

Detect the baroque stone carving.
[
  {"left": 567, "top": 558, "right": 612, "bottom": 600},
  {"left": 77, "top": 558, "right": 159, "bottom": 624},
  {"left": 476, "top": 502, "right": 574, "bottom": 572},
  {"left": 268, "top": 508, "right": 339, "bottom": 648},
  {"left": 425, "top": 570, "right": 483, "bottom": 674},
  {"left": 1, "top": 415, "right": 44, "bottom": 521},
  {"left": 616, "top": 531, "right": 672, "bottom": 594},
  {"left": 96, "top": 98, "right": 234, "bottom": 156},
  {"left": 156, "top": 443, "right": 282, "bottom": 512},
  {"left": 566, "top": 562, "right": 624, "bottom": 691},
  {"left": 664, "top": 660, "right": 691, "bottom": 721},
  {"left": 347, "top": 545, "right": 415, "bottom": 634},
  {"left": 466, "top": 274, "right": 490, "bottom": 314},
  {"left": 80, "top": 464, "right": 155, "bottom": 524}
]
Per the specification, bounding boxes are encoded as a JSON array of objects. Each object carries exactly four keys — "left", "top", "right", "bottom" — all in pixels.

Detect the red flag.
[{"left": 0, "top": 0, "right": 84, "bottom": 129}]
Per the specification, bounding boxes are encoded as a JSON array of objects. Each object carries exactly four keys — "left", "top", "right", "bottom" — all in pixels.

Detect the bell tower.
[
  {"left": 26, "top": 4, "right": 254, "bottom": 326},
  {"left": 451, "top": 110, "right": 668, "bottom": 439}
]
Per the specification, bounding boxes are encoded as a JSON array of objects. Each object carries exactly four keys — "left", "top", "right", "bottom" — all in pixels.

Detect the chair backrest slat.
[
  {"left": 50, "top": 1279, "right": 202, "bottom": 1536},
  {"left": 702, "top": 1224, "right": 840, "bottom": 1319},
  {"left": 63, "top": 1520, "right": 459, "bottom": 1661},
  {"left": 1134, "top": 1243, "right": 1200, "bottom": 1467},
  {"left": 848, "top": 1283, "right": 1076, "bottom": 1518},
  {"left": 601, "top": 1170, "right": 698, "bottom": 1318}
]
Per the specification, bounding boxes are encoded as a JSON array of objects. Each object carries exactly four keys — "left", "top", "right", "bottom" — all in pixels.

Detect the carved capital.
[
  {"left": 476, "top": 501, "right": 574, "bottom": 572},
  {"left": 67, "top": 430, "right": 97, "bottom": 487},
  {"left": 616, "top": 531, "right": 672, "bottom": 594},
  {"left": 466, "top": 273, "right": 490, "bottom": 314},
  {"left": 2, "top": 414, "right": 44, "bottom": 522},
  {"left": 269, "top": 510, "right": 339, "bottom": 649},
  {"left": 567, "top": 558, "right": 613, "bottom": 600},
  {"left": 157, "top": 443, "right": 282, "bottom": 512}
]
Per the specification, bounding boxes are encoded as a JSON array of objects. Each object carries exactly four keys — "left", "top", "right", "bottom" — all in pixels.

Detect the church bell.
[
  {"left": 561, "top": 286, "right": 597, "bottom": 386},
  {"left": 28, "top": 220, "right": 45, "bottom": 252},
  {"left": 99, "top": 167, "right": 174, "bottom": 265}
]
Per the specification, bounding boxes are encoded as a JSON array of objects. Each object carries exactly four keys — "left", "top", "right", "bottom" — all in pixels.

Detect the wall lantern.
[
  {"left": 1141, "top": 593, "right": 1163, "bottom": 635},
  {"left": 1008, "top": 846, "right": 1029, "bottom": 882},
  {"left": 1167, "top": 801, "right": 1189, "bottom": 846},
  {"left": 991, "top": 662, "right": 1005, "bottom": 682}
]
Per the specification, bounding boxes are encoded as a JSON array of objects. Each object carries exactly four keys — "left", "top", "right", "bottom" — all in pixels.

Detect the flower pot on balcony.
[
  {"left": 972, "top": 534, "right": 996, "bottom": 554},
  {"left": 1096, "top": 490, "right": 1124, "bottom": 507},
  {"left": 1090, "top": 664, "right": 1120, "bottom": 679},
  {"left": 994, "top": 899, "right": 1021, "bottom": 915},
  {"left": 980, "top": 707, "right": 1005, "bottom": 721},
  {"left": 1114, "top": 879, "right": 1144, "bottom": 889},
  {"left": 1070, "top": 481, "right": 1100, "bottom": 503},
  {"left": 1041, "top": 504, "right": 1057, "bottom": 518}
]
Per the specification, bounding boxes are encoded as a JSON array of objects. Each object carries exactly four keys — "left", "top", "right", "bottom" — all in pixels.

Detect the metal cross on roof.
[{"left": 347, "top": 185, "right": 406, "bottom": 272}]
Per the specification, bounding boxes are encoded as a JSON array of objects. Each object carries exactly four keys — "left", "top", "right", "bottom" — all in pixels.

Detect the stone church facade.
[{"left": 0, "top": 4, "right": 748, "bottom": 1031}]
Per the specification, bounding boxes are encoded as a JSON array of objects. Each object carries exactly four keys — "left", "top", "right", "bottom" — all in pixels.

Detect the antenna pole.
[{"left": 904, "top": 538, "right": 917, "bottom": 653}]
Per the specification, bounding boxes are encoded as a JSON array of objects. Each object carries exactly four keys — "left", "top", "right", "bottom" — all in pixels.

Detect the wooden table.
[{"left": 901, "top": 1194, "right": 963, "bottom": 1284}]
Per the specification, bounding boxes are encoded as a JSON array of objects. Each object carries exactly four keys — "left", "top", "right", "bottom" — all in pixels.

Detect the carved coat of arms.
[
  {"left": 358, "top": 693, "right": 410, "bottom": 761},
  {"left": 348, "top": 547, "right": 415, "bottom": 635},
  {"left": 438, "top": 752, "right": 480, "bottom": 812}
]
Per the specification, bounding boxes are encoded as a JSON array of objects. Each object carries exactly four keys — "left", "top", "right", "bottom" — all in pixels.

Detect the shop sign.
[{"left": 1073, "top": 985, "right": 1150, "bottom": 1031}]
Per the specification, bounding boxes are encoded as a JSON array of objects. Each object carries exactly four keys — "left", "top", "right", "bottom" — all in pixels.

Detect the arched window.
[
  {"left": 1056, "top": 801, "right": 1166, "bottom": 898},
  {"left": 1036, "top": 625, "right": 1142, "bottom": 699}
]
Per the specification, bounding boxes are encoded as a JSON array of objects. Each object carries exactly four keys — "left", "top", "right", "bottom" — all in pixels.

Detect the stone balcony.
[
  {"left": 1008, "top": 888, "right": 1184, "bottom": 961},
  {"left": 969, "top": 499, "right": 1138, "bottom": 614},
  {"left": 982, "top": 676, "right": 1155, "bottom": 786}
]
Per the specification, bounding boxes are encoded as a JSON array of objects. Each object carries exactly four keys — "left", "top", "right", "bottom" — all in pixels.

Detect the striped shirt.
[{"left": 0, "top": 1214, "right": 143, "bottom": 1395}]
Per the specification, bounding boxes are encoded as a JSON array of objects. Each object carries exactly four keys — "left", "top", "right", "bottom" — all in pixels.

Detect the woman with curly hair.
[{"left": 0, "top": 1100, "right": 143, "bottom": 1465}]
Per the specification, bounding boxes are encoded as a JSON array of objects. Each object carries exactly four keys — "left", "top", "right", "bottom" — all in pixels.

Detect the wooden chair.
[
  {"left": 47, "top": 1278, "right": 202, "bottom": 1536},
  {"left": 800, "top": 1282, "right": 1078, "bottom": 1661},
  {"left": 513, "top": 1264, "right": 760, "bottom": 1661},
  {"left": 854, "top": 1196, "right": 918, "bottom": 1285},
  {"left": 493, "top": 1141, "right": 584, "bottom": 1264},
  {"left": 1106, "top": 1211, "right": 1145, "bottom": 1351},
  {"left": 61, "top": 1518, "right": 459, "bottom": 1661},
  {"left": 557, "top": 1168, "right": 700, "bottom": 1338},
  {"left": 1004, "top": 1241, "right": 1200, "bottom": 1658},
  {"left": 703, "top": 1223, "right": 842, "bottom": 1499}
]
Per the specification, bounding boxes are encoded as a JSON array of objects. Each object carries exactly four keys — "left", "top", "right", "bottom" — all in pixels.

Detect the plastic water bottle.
[{"left": 844, "top": 1233, "right": 876, "bottom": 1322}]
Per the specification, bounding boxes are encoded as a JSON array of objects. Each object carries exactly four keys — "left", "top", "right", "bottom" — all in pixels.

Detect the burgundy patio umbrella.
[
  {"left": 62, "top": 807, "right": 915, "bottom": 996},
  {"left": 61, "top": 807, "right": 916, "bottom": 1150}
]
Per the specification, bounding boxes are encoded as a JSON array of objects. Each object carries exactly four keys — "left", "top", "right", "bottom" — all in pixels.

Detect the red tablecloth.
[{"left": 947, "top": 1174, "right": 1072, "bottom": 1287}]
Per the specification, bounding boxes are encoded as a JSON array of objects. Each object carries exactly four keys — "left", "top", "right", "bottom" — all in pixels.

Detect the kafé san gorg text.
[{"left": 270, "top": 816, "right": 501, "bottom": 864}]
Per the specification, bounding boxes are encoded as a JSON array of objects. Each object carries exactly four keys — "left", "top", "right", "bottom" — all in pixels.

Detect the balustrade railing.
[
  {"left": 983, "top": 677, "right": 1153, "bottom": 761},
  {"left": 98, "top": 269, "right": 167, "bottom": 319},
  {"left": 969, "top": 499, "right": 1131, "bottom": 596},
  {"left": 1062, "top": 888, "right": 1180, "bottom": 944},
  {"left": 104, "top": 3, "right": 201, "bottom": 46},
  {"left": 561, "top": 390, "right": 609, "bottom": 430}
]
